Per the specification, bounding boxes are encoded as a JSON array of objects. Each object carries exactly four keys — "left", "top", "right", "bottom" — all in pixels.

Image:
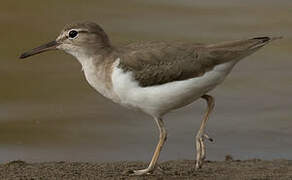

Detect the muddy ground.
[{"left": 1, "top": 157, "right": 292, "bottom": 180}]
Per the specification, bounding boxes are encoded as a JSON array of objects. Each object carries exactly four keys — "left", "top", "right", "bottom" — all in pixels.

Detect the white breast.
[
  {"left": 64, "top": 47, "right": 120, "bottom": 102},
  {"left": 76, "top": 55, "right": 118, "bottom": 102},
  {"left": 111, "top": 58, "right": 238, "bottom": 117}
]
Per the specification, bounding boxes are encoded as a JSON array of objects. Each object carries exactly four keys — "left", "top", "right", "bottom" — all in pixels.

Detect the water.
[{"left": 0, "top": 0, "right": 291, "bottom": 163}]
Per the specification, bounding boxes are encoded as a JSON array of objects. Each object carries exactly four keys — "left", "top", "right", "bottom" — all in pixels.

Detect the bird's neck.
[{"left": 73, "top": 51, "right": 119, "bottom": 102}]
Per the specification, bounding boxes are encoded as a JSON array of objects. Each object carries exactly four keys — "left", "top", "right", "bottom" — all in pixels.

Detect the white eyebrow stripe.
[{"left": 69, "top": 28, "right": 89, "bottom": 33}]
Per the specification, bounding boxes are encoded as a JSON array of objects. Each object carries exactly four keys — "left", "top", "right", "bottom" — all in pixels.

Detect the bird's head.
[{"left": 20, "top": 22, "right": 111, "bottom": 59}]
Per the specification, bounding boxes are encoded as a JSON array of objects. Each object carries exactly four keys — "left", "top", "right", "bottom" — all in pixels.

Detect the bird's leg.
[
  {"left": 195, "top": 94, "right": 215, "bottom": 169},
  {"left": 130, "top": 117, "right": 167, "bottom": 176}
]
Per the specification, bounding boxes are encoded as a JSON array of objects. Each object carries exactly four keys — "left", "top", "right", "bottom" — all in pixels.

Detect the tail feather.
[
  {"left": 253, "top": 36, "right": 283, "bottom": 41},
  {"left": 203, "top": 36, "right": 282, "bottom": 64},
  {"left": 207, "top": 36, "right": 282, "bottom": 50},
  {"left": 249, "top": 36, "right": 282, "bottom": 49}
]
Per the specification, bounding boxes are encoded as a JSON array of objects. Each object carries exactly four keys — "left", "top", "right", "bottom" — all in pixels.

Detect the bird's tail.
[
  {"left": 207, "top": 36, "right": 282, "bottom": 50},
  {"left": 204, "top": 36, "right": 282, "bottom": 64},
  {"left": 246, "top": 36, "right": 283, "bottom": 49}
]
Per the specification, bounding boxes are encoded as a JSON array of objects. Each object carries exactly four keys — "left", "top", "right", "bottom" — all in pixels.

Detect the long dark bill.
[{"left": 19, "top": 40, "right": 60, "bottom": 59}]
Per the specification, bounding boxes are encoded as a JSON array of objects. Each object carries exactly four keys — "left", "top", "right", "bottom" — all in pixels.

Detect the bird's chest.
[{"left": 82, "top": 60, "right": 116, "bottom": 101}]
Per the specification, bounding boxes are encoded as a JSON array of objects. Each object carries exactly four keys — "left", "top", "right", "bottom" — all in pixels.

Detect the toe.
[{"left": 128, "top": 169, "right": 153, "bottom": 176}]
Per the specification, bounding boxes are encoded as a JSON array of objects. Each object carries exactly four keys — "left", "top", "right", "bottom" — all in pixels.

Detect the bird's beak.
[{"left": 19, "top": 40, "right": 60, "bottom": 59}]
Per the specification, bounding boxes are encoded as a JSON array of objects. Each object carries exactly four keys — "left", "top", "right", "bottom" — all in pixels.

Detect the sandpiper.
[{"left": 20, "top": 22, "right": 280, "bottom": 175}]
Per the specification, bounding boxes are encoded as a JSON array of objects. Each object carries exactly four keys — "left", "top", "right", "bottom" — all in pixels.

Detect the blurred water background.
[{"left": 0, "top": 0, "right": 291, "bottom": 162}]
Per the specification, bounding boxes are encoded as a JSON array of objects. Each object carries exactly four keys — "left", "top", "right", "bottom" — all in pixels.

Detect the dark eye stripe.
[{"left": 78, "top": 30, "right": 89, "bottom": 33}]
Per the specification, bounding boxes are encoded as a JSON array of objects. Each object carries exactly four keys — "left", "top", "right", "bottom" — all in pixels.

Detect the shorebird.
[{"left": 20, "top": 22, "right": 280, "bottom": 175}]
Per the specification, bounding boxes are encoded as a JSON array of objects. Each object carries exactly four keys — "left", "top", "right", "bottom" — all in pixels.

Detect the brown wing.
[{"left": 117, "top": 37, "right": 276, "bottom": 87}]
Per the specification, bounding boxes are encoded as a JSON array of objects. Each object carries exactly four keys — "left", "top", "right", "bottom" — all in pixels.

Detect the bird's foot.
[
  {"left": 124, "top": 168, "right": 153, "bottom": 176},
  {"left": 124, "top": 166, "right": 165, "bottom": 176},
  {"left": 203, "top": 133, "right": 214, "bottom": 143},
  {"left": 195, "top": 132, "right": 214, "bottom": 169}
]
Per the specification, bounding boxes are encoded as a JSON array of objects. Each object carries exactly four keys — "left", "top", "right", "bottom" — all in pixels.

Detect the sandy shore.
[{"left": 1, "top": 157, "right": 292, "bottom": 180}]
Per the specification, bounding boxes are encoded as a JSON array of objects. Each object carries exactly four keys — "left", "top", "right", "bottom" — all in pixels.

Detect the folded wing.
[{"left": 117, "top": 37, "right": 279, "bottom": 87}]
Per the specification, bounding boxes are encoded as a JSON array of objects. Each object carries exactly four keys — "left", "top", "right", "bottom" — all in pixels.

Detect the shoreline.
[{"left": 1, "top": 158, "right": 292, "bottom": 179}]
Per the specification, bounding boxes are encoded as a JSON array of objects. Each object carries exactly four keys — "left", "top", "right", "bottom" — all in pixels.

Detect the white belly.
[{"left": 112, "top": 59, "right": 238, "bottom": 117}]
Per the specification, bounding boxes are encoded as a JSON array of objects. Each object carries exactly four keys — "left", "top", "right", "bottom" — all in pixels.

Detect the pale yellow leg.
[
  {"left": 131, "top": 117, "right": 167, "bottom": 175},
  {"left": 195, "top": 94, "right": 215, "bottom": 169}
]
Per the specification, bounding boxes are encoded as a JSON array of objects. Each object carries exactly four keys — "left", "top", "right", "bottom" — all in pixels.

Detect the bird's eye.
[{"left": 68, "top": 30, "right": 78, "bottom": 39}]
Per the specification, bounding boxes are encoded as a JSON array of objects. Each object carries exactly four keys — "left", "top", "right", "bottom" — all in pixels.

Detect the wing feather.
[{"left": 117, "top": 37, "right": 276, "bottom": 87}]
